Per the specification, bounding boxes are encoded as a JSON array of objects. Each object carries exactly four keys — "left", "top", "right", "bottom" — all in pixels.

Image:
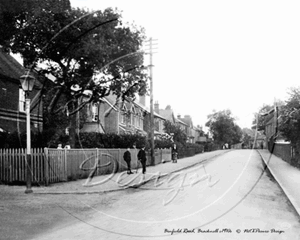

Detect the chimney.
[
  {"left": 139, "top": 94, "right": 146, "bottom": 106},
  {"left": 154, "top": 101, "right": 159, "bottom": 114},
  {"left": 165, "top": 105, "right": 171, "bottom": 110}
]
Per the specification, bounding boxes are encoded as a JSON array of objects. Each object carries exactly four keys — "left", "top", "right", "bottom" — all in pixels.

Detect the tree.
[
  {"left": 279, "top": 87, "right": 300, "bottom": 147},
  {"left": 163, "top": 120, "right": 187, "bottom": 144},
  {"left": 0, "top": 1, "right": 148, "bottom": 146},
  {"left": 252, "top": 104, "right": 274, "bottom": 132},
  {"left": 205, "top": 109, "right": 242, "bottom": 147}
]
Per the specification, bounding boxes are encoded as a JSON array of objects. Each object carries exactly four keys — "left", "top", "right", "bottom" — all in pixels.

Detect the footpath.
[
  {"left": 32, "top": 150, "right": 229, "bottom": 195},
  {"left": 258, "top": 149, "right": 300, "bottom": 217}
]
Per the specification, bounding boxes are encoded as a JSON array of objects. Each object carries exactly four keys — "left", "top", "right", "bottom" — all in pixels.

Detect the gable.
[{"left": 0, "top": 50, "right": 24, "bottom": 80}]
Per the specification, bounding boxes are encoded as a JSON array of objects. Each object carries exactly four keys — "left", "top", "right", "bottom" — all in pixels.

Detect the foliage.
[
  {"left": 163, "top": 120, "right": 187, "bottom": 144},
  {"left": 203, "top": 142, "right": 220, "bottom": 152},
  {"left": 75, "top": 133, "right": 147, "bottom": 149},
  {"left": 279, "top": 87, "right": 300, "bottom": 146},
  {"left": 185, "top": 142, "right": 204, "bottom": 154},
  {"left": 0, "top": 131, "right": 44, "bottom": 148},
  {"left": 242, "top": 132, "right": 252, "bottom": 147},
  {"left": 154, "top": 139, "right": 173, "bottom": 149},
  {"left": 252, "top": 104, "right": 274, "bottom": 132},
  {"left": 205, "top": 109, "right": 242, "bottom": 146},
  {"left": 0, "top": 0, "right": 148, "bottom": 147}
]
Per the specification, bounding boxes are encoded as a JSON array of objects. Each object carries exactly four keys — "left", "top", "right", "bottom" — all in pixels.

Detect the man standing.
[
  {"left": 171, "top": 143, "right": 178, "bottom": 163},
  {"left": 137, "top": 146, "right": 147, "bottom": 175},
  {"left": 123, "top": 148, "right": 133, "bottom": 174}
]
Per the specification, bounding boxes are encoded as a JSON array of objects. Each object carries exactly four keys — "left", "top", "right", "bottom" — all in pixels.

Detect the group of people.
[
  {"left": 123, "top": 146, "right": 147, "bottom": 175},
  {"left": 57, "top": 143, "right": 71, "bottom": 149},
  {"left": 123, "top": 143, "right": 179, "bottom": 174}
]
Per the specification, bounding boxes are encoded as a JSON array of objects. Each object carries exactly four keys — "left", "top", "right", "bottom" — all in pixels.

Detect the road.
[
  {"left": 27, "top": 149, "right": 300, "bottom": 240},
  {"left": 1, "top": 150, "right": 300, "bottom": 240}
]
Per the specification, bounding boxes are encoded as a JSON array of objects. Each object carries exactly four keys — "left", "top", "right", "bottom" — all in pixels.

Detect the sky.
[{"left": 70, "top": 1, "right": 300, "bottom": 129}]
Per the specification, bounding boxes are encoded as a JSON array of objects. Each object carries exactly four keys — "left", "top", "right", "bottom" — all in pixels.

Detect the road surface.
[{"left": 27, "top": 150, "right": 300, "bottom": 240}]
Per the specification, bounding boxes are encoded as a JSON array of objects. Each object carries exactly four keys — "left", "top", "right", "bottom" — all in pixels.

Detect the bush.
[
  {"left": 0, "top": 131, "right": 45, "bottom": 149},
  {"left": 154, "top": 139, "right": 173, "bottom": 149},
  {"left": 75, "top": 133, "right": 148, "bottom": 149},
  {"left": 186, "top": 142, "right": 204, "bottom": 154}
]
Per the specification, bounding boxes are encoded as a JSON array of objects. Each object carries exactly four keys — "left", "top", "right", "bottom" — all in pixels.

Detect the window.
[
  {"left": 130, "top": 107, "right": 136, "bottom": 126},
  {"left": 131, "top": 113, "right": 135, "bottom": 126},
  {"left": 92, "top": 103, "right": 98, "bottom": 121},
  {"left": 120, "top": 113, "right": 126, "bottom": 124},
  {"left": 120, "top": 105, "right": 128, "bottom": 125},
  {"left": 19, "top": 88, "right": 25, "bottom": 112}
]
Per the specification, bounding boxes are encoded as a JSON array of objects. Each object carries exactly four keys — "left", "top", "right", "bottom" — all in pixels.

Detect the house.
[
  {"left": 249, "top": 134, "right": 267, "bottom": 149},
  {"left": 175, "top": 115, "right": 189, "bottom": 139},
  {"left": 177, "top": 115, "right": 195, "bottom": 143},
  {"left": 194, "top": 125, "right": 207, "bottom": 143},
  {"left": 0, "top": 50, "right": 43, "bottom": 133},
  {"left": 81, "top": 94, "right": 170, "bottom": 139},
  {"left": 81, "top": 94, "right": 148, "bottom": 135},
  {"left": 157, "top": 104, "right": 177, "bottom": 124}
]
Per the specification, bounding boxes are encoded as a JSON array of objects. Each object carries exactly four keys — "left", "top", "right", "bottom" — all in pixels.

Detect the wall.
[
  {"left": 272, "top": 143, "right": 292, "bottom": 164},
  {"left": 105, "top": 109, "right": 119, "bottom": 134},
  {"left": 0, "top": 76, "right": 43, "bottom": 133}
]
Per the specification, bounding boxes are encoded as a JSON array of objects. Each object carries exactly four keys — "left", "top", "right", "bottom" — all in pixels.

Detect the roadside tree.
[
  {"left": 163, "top": 120, "right": 187, "bottom": 145},
  {"left": 279, "top": 87, "right": 300, "bottom": 148},
  {"left": 205, "top": 109, "right": 242, "bottom": 147},
  {"left": 0, "top": 0, "right": 148, "bottom": 147}
]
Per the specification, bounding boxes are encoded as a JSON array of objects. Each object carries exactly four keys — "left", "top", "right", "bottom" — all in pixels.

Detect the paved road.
[{"left": 31, "top": 150, "right": 300, "bottom": 240}]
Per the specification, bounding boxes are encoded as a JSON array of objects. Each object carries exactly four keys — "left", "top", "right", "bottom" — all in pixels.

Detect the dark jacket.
[
  {"left": 123, "top": 150, "right": 131, "bottom": 162},
  {"left": 172, "top": 145, "right": 178, "bottom": 153},
  {"left": 137, "top": 148, "right": 147, "bottom": 162}
]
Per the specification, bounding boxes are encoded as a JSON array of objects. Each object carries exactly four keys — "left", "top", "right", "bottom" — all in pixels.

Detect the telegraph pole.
[{"left": 145, "top": 37, "right": 157, "bottom": 166}]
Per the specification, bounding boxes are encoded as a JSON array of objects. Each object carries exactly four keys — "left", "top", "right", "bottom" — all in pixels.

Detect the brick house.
[
  {"left": 157, "top": 104, "right": 177, "bottom": 124},
  {"left": 0, "top": 50, "right": 43, "bottom": 133},
  {"left": 177, "top": 114, "right": 195, "bottom": 143},
  {"left": 81, "top": 94, "right": 148, "bottom": 135},
  {"left": 193, "top": 125, "right": 206, "bottom": 143},
  {"left": 156, "top": 104, "right": 194, "bottom": 141},
  {"left": 175, "top": 115, "right": 189, "bottom": 139}
]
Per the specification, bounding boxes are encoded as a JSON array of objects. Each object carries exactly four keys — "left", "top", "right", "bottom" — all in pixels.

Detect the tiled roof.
[
  {"left": 0, "top": 49, "right": 43, "bottom": 88},
  {"left": 0, "top": 49, "right": 24, "bottom": 80},
  {"left": 159, "top": 109, "right": 175, "bottom": 122},
  {"left": 176, "top": 118, "right": 188, "bottom": 126}
]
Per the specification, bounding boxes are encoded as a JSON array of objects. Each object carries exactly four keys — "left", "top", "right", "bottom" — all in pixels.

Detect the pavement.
[
  {"left": 257, "top": 149, "right": 300, "bottom": 217},
  {"left": 32, "top": 150, "right": 230, "bottom": 194}
]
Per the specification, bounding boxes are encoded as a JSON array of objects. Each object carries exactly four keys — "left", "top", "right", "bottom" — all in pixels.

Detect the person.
[
  {"left": 171, "top": 143, "right": 178, "bottom": 163},
  {"left": 57, "top": 143, "right": 63, "bottom": 149},
  {"left": 64, "top": 142, "right": 71, "bottom": 149},
  {"left": 123, "top": 148, "right": 133, "bottom": 174},
  {"left": 137, "top": 146, "right": 147, "bottom": 174}
]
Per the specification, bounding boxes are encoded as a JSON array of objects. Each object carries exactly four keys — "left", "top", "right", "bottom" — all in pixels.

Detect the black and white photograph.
[{"left": 0, "top": 0, "right": 300, "bottom": 239}]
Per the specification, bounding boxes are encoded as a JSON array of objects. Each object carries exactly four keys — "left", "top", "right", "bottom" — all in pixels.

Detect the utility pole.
[{"left": 145, "top": 37, "right": 158, "bottom": 166}]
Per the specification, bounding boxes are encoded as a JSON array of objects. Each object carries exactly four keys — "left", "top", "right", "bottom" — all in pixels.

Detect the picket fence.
[{"left": 0, "top": 148, "right": 172, "bottom": 185}]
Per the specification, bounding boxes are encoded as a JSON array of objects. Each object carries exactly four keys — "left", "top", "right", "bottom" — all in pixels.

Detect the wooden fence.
[
  {"left": 0, "top": 148, "right": 45, "bottom": 184},
  {"left": 272, "top": 142, "right": 295, "bottom": 165},
  {"left": 0, "top": 148, "right": 172, "bottom": 185}
]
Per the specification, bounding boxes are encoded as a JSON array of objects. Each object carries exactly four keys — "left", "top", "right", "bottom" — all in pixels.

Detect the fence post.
[
  {"left": 96, "top": 148, "right": 99, "bottom": 175},
  {"left": 44, "top": 147, "right": 49, "bottom": 186},
  {"left": 64, "top": 148, "right": 67, "bottom": 181},
  {"left": 118, "top": 149, "right": 121, "bottom": 172}
]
